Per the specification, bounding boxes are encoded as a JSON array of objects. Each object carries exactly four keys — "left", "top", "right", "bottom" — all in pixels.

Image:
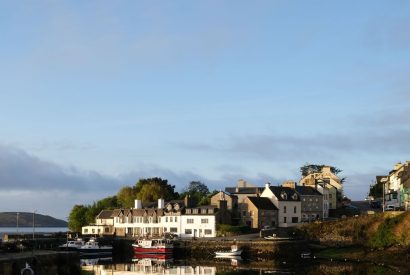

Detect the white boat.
[
  {"left": 59, "top": 238, "right": 85, "bottom": 251},
  {"left": 215, "top": 244, "right": 242, "bottom": 256},
  {"left": 78, "top": 238, "right": 112, "bottom": 255},
  {"left": 264, "top": 234, "right": 277, "bottom": 240}
]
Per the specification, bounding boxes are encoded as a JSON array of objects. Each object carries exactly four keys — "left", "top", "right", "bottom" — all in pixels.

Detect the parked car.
[{"left": 385, "top": 205, "right": 395, "bottom": 211}]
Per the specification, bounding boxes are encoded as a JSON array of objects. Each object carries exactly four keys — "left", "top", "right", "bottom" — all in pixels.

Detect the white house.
[
  {"left": 181, "top": 206, "right": 216, "bottom": 238},
  {"left": 261, "top": 183, "right": 301, "bottom": 227}
]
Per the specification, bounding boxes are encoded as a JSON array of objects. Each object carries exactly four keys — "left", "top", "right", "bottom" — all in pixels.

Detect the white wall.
[{"left": 181, "top": 215, "right": 216, "bottom": 238}]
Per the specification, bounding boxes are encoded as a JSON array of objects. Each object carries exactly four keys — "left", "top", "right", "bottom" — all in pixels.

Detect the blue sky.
[{"left": 0, "top": 1, "right": 409, "bottom": 219}]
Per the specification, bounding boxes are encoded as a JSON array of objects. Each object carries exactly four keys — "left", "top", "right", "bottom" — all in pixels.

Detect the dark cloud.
[{"left": 0, "top": 145, "right": 120, "bottom": 192}]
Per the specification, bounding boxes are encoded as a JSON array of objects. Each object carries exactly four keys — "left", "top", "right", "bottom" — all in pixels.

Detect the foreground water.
[
  {"left": 81, "top": 256, "right": 399, "bottom": 275},
  {"left": 0, "top": 254, "right": 400, "bottom": 275}
]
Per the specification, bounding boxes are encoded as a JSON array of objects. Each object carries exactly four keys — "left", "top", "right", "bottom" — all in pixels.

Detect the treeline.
[{"left": 68, "top": 177, "right": 217, "bottom": 232}]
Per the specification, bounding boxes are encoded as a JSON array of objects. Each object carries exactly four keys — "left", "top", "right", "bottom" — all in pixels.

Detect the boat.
[
  {"left": 58, "top": 238, "right": 85, "bottom": 251},
  {"left": 301, "top": 251, "right": 311, "bottom": 258},
  {"left": 264, "top": 233, "right": 277, "bottom": 240},
  {"left": 132, "top": 238, "right": 173, "bottom": 254},
  {"left": 78, "top": 238, "right": 112, "bottom": 255},
  {"left": 21, "top": 262, "right": 34, "bottom": 275},
  {"left": 215, "top": 244, "right": 242, "bottom": 256}
]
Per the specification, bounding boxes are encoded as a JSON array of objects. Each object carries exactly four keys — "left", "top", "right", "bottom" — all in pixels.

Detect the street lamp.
[
  {"left": 32, "top": 210, "right": 37, "bottom": 249},
  {"left": 16, "top": 212, "right": 19, "bottom": 235}
]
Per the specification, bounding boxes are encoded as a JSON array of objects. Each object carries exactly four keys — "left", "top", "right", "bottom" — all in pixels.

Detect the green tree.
[
  {"left": 180, "top": 181, "right": 211, "bottom": 206},
  {"left": 369, "top": 181, "right": 383, "bottom": 198},
  {"left": 68, "top": 205, "right": 88, "bottom": 232},
  {"left": 300, "top": 164, "right": 343, "bottom": 178},
  {"left": 117, "top": 186, "right": 137, "bottom": 208},
  {"left": 135, "top": 177, "right": 178, "bottom": 204}
]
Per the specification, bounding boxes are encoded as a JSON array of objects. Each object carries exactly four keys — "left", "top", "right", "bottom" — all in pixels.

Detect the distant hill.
[{"left": 0, "top": 212, "right": 68, "bottom": 227}]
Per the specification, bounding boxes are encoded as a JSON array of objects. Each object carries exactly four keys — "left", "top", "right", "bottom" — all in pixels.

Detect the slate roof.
[
  {"left": 225, "top": 187, "right": 264, "bottom": 194},
  {"left": 247, "top": 197, "right": 278, "bottom": 210},
  {"left": 268, "top": 186, "right": 300, "bottom": 201},
  {"left": 96, "top": 210, "right": 114, "bottom": 219},
  {"left": 295, "top": 186, "right": 322, "bottom": 196}
]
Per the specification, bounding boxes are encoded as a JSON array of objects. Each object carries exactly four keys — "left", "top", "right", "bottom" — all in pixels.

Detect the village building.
[
  {"left": 384, "top": 161, "right": 410, "bottom": 210},
  {"left": 82, "top": 210, "right": 114, "bottom": 236},
  {"left": 299, "top": 166, "right": 342, "bottom": 209},
  {"left": 225, "top": 179, "right": 264, "bottom": 222},
  {"left": 261, "top": 183, "right": 301, "bottom": 227},
  {"left": 242, "top": 196, "right": 278, "bottom": 229}
]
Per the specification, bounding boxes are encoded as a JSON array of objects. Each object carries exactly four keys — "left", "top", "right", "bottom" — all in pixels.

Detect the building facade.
[{"left": 261, "top": 183, "right": 301, "bottom": 227}]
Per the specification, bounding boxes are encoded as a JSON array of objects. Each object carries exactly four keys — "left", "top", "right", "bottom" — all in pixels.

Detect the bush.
[{"left": 216, "top": 224, "right": 251, "bottom": 236}]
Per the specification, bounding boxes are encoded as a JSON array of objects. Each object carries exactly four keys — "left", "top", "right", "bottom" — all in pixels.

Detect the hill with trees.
[{"left": 0, "top": 212, "right": 67, "bottom": 227}]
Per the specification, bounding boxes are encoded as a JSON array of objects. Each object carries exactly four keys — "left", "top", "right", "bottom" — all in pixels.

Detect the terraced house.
[{"left": 82, "top": 197, "right": 231, "bottom": 238}]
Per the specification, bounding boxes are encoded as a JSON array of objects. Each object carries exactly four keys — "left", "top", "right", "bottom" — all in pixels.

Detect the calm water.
[
  {"left": 0, "top": 254, "right": 401, "bottom": 275},
  {"left": 78, "top": 256, "right": 398, "bottom": 275},
  {"left": 0, "top": 227, "right": 68, "bottom": 239}
]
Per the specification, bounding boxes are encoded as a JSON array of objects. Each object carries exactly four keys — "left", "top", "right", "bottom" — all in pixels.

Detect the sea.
[{"left": 0, "top": 227, "right": 68, "bottom": 240}]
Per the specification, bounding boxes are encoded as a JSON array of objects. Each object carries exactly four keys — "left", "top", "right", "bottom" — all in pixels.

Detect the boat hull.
[
  {"left": 78, "top": 248, "right": 112, "bottom": 255},
  {"left": 215, "top": 250, "right": 242, "bottom": 257},
  {"left": 132, "top": 246, "right": 173, "bottom": 254}
]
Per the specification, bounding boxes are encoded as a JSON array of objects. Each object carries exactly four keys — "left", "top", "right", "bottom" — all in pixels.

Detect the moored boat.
[
  {"left": 215, "top": 244, "right": 243, "bottom": 256},
  {"left": 78, "top": 238, "right": 112, "bottom": 255},
  {"left": 58, "top": 238, "right": 85, "bottom": 251},
  {"left": 132, "top": 238, "right": 173, "bottom": 254}
]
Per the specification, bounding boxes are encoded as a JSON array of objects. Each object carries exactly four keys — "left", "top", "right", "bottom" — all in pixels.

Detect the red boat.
[{"left": 132, "top": 239, "right": 173, "bottom": 254}]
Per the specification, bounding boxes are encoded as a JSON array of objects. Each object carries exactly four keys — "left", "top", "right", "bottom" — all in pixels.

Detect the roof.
[
  {"left": 295, "top": 186, "right": 322, "bottom": 196},
  {"left": 96, "top": 210, "right": 114, "bottom": 219},
  {"left": 225, "top": 187, "right": 263, "bottom": 194},
  {"left": 247, "top": 197, "right": 278, "bottom": 210},
  {"left": 268, "top": 186, "right": 300, "bottom": 201}
]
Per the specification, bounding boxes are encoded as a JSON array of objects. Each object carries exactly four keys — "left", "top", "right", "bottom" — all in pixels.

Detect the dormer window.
[
  {"left": 292, "top": 193, "right": 298, "bottom": 200},
  {"left": 281, "top": 192, "right": 288, "bottom": 200},
  {"left": 166, "top": 204, "right": 172, "bottom": 211},
  {"left": 174, "top": 204, "right": 180, "bottom": 211}
]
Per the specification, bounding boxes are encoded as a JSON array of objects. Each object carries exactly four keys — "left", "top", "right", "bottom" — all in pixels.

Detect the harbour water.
[
  {"left": 79, "top": 256, "right": 396, "bottom": 275},
  {"left": 0, "top": 253, "right": 401, "bottom": 275}
]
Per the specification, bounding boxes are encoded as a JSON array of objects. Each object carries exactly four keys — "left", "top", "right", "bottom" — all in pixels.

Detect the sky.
[{"left": 0, "top": 1, "right": 409, "bottom": 219}]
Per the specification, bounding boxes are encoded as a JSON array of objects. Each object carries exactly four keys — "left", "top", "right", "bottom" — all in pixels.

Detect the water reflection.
[{"left": 79, "top": 255, "right": 399, "bottom": 275}]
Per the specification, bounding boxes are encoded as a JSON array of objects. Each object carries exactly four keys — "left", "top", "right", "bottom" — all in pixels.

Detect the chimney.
[
  {"left": 265, "top": 182, "right": 271, "bottom": 190},
  {"left": 184, "top": 195, "right": 192, "bottom": 208},
  {"left": 158, "top": 198, "right": 165, "bottom": 209},
  {"left": 134, "top": 199, "right": 142, "bottom": 209}
]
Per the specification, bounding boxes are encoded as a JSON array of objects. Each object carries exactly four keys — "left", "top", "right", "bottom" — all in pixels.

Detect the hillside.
[
  {"left": 299, "top": 211, "right": 410, "bottom": 248},
  {"left": 0, "top": 212, "right": 67, "bottom": 227}
]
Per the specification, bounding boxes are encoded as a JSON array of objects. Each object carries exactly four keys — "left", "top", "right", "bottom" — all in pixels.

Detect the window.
[
  {"left": 166, "top": 217, "right": 168, "bottom": 222},
  {"left": 84, "top": 229, "right": 88, "bottom": 233},
  {"left": 284, "top": 217, "right": 287, "bottom": 223},
  {"left": 187, "top": 218, "right": 194, "bottom": 224},
  {"left": 242, "top": 211, "right": 247, "bottom": 216},
  {"left": 175, "top": 217, "right": 178, "bottom": 222},
  {"left": 329, "top": 194, "right": 333, "bottom": 199},
  {"left": 292, "top": 217, "right": 298, "bottom": 223},
  {"left": 201, "top": 219, "right": 208, "bottom": 224},
  {"left": 105, "top": 227, "right": 110, "bottom": 233},
  {"left": 170, "top": 227, "right": 177, "bottom": 233},
  {"left": 185, "top": 229, "right": 192, "bottom": 234},
  {"left": 284, "top": 206, "right": 287, "bottom": 213},
  {"left": 204, "top": 229, "right": 212, "bottom": 235},
  {"left": 170, "top": 217, "right": 173, "bottom": 222},
  {"left": 294, "top": 206, "right": 297, "bottom": 213}
]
